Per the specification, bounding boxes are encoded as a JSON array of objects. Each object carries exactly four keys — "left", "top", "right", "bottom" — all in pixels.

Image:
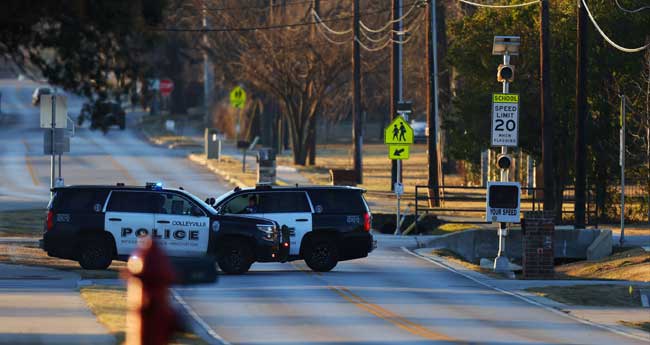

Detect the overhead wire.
[
  {"left": 456, "top": 0, "right": 541, "bottom": 8},
  {"left": 614, "top": 0, "right": 650, "bottom": 13},
  {"left": 311, "top": 10, "right": 353, "bottom": 35},
  {"left": 582, "top": 0, "right": 650, "bottom": 53},
  {"left": 359, "top": 0, "right": 421, "bottom": 33}
]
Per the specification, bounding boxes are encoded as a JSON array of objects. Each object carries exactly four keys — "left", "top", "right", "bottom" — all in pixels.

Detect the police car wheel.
[
  {"left": 78, "top": 237, "right": 113, "bottom": 270},
  {"left": 217, "top": 239, "right": 253, "bottom": 275},
  {"left": 304, "top": 239, "right": 338, "bottom": 272}
]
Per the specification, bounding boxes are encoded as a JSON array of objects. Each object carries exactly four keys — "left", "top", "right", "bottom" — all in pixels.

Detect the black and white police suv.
[
  {"left": 41, "top": 182, "right": 289, "bottom": 274},
  {"left": 208, "top": 185, "right": 375, "bottom": 272}
]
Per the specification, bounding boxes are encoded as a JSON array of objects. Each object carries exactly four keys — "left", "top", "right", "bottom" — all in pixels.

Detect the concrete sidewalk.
[
  {"left": 411, "top": 247, "right": 650, "bottom": 342},
  {"left": 0, "top": 263, "right": 115, "bottom": 345}
]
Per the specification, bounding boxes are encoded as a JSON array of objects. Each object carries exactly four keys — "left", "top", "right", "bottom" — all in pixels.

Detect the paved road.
[
  {"left": 1, "top": 79, "right": 647, "bottom": 344},
  {"left": 0, "top": 79, "right": 229, "bottom": 211},
  {"left": 175, "top": 246, "right": 648, "bottom": 345}
]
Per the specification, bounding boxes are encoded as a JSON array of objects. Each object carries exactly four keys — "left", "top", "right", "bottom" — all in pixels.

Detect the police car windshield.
[
  {"left": 179, "top": 190, "right": 218, "bottom": 215},
  {"left": 213, "top": 190, "right": 236, "bottom": 206}
]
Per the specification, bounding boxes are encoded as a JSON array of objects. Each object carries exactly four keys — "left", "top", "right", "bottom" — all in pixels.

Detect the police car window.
[
  {"left": 107, "top": 191, "right": 158, "bottom": 213},
  {"left": 54, "top": 189, "right": 110, "bottom": 212},
  {"left": 259, "top": 192, "right": 310, "bottom": 213},
  {"left": 307, "top": 190, "right": 366, "bottom": 214},
  {"left": 159, "top": 193, "right": 205, "bottom": 216},
  {"left": 223, "top": 194, "right": 261, "bottom": 214}
]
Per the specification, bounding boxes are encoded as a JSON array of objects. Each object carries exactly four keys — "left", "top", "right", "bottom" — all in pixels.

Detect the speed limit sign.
[{"left": 491, "top": 93, "right": 519, "bottom": 147}]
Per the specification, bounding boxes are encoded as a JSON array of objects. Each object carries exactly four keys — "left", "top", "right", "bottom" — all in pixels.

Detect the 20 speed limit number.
[{"left": 491, "top": 93, "right": 519, "bottom": 147}]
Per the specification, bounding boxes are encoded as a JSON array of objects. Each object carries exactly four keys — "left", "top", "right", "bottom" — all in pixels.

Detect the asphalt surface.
[
  {"left": 0, "top": 79, "right": 229, "bottom": 211},
  {"left": 0, "top": 79, "right": 647, "bottom": 345}
]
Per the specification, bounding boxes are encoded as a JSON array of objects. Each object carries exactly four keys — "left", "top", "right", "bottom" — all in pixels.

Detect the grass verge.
[
  {"left": 0, "top": 209, "right": 45, "bottom": 237},
  {"left": 525, "top": 284, "right": 643, "bottom": 307},
  {"left": 620, "top": 321, "right": 650, "bottom": 333},
  {"left": 428, "top": 223, "right": 479, "bottom": 236},
  {"left": 0, "top": 244, "right": 121, "bottom": 279},
  {"left": 80, "top": 285, "right": 208, "bottom": 345},
  {"left": 431, "top": 248, "right": 503, "bottom": 279},
  {"left": 555, "top": 248, "right": 650, "bottom": 282}
]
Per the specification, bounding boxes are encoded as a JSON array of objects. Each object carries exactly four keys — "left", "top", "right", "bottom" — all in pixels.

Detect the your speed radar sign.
[{"left": 491, "top": 93, "right": 519, "bottom": 147}]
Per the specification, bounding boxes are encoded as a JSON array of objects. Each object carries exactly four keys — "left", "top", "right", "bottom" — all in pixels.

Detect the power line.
[
  {"left": 359, "top": 0, "right": 423, "bottom": 33},
  {"left": 457, "top": 0, "right": 540, "bottom": 8},
  {"left": 154, "top": 2, "right": 414, "bottom": 33},
  {"left": 312, "top": 10, "right": 353, "bottom": 35},
  {"left": 203, "top": 0, "right": 330, "bottom": 12},
  {"left": 582, "top": 0, "right": 650, "bottom": 53},
  {"left": 614, "top": 0, "right": 650, "bottom": 13}
]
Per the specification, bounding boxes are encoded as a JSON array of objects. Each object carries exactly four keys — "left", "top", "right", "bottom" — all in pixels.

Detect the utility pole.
[
  {"left": 202, "top": 1, "right": 212, "bottom": 128},
  {"left": 390, "top": 0, "right": 403, "bottom": 190},
  {"left": 352, "top": 0, "right": 363, "bottom": 183},
  {"left": 620, "top": 95, "right": 626, "bottom": 246},
  {"left": 575, "top": 0, "right": 588, "bottom": 229},
  {"left": 426, "top": 0, "right": 441, "bottom": 206},
  {"left": 540, "top": 0, "right": 555, "bottom": 214}
]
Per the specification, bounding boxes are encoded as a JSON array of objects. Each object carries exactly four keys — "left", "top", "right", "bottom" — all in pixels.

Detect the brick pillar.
[{"left": 522, "top": 211, "right": 555, "bottom": 279}]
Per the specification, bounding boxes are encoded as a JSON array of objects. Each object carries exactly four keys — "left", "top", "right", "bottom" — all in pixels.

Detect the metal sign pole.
[
  {"left": 396, "top": 160, "right": 401, "bottom": 234},
  {"left": 494, "top": 52, "right": 510, "bottom": 272},
  {"left": 50, "top": 96, "right": 56, "bottom": 197}
]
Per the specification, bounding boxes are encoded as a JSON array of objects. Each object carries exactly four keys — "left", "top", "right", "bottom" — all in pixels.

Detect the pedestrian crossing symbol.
[
  {"left": 384, "top": 117, "right": 413, "bottom": 145},
  {"left": 388, "top": 144, "right": 410, "bottom": 160}
]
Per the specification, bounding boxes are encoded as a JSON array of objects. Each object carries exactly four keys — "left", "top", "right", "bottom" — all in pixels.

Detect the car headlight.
[
  {"left": 256, "top": 224, "right": 276, "bottom": 240},
  {"left": 212, "top": 221, "right": 220, "bottom": 232}
]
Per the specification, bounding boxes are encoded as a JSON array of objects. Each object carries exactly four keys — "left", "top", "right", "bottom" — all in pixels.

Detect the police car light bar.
[{"left": 146, "top": 182, "right": 163, "bottom": 190}]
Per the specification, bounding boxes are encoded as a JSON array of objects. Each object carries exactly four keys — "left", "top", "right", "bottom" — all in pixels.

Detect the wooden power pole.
[
  {"left": 352, "top": 0, "right": 363, "bottom": 183},
  {"left": 575, "top": 0, "right": 588, "bottom": 228},
  {"left": 540, "top": 0, "right": 556, "bottom": 214},
  {"left": 426, "top": 0, "right": 441, "bottom": 206}
]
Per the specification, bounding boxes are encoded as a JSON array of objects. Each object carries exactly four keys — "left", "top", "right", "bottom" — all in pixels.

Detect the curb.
[
  {"left": 187, "top": 154, "right": 248, "bottom": 188},
  {"left": 404, "top": 247, "right": 650, "bottom": 343}
]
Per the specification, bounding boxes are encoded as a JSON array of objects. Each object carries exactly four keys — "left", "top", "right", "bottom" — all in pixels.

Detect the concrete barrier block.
[{"left": 586, "top": 229, "right": 612, "bottom": 260}]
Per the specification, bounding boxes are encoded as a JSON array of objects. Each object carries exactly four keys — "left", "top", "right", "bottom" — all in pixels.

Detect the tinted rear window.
[
  {"left": 107, "top": 191, "right": 159, "bottom": 213},
  {"left": 53, "top": 189, "right": 110, "bottom": 212},
  {"left": 308, "top": 190, "right": 367, "bottom": 214},
  {"left": 260, "top": 192, "right": 311, "bottom": 213}
]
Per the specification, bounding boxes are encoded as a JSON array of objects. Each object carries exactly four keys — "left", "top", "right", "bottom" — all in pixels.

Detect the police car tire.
[
  {"left": 217, "top": 239, "right": 253, "bottom": 275},
  {"left": 304, "top": 239, "right": 338, "bottom": 272},
  {"left": 78, "top": 237, "right": 113, "bottom": 270}
]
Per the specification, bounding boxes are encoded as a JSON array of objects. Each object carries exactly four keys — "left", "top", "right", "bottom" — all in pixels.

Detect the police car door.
[
  {"left": 104, "top": 191, "right": 156, "bottom": 256},
  {"left": 259, "top": 191, "right": 312, "bottom": 256},
  {"left": 154, "top": 193, "right": 210, "bottom": 257}
]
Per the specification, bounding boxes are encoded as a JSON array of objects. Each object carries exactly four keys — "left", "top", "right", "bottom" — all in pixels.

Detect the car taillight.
[
  {"left": 46, "top": 211, "right": 54, "bottom": 231},
  {"left": 363, "top": 212, "right": 371, "bottom": 232}
]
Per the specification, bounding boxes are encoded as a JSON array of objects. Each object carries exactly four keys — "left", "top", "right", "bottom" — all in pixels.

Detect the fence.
[{"left": 414, "top": 185, "right": 599, "bottom": 226}]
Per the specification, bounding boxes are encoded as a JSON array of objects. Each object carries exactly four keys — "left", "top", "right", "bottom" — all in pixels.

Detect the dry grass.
[
  {"left": 431, "top": 248, "right": 503, "bottom": 279},
  {"left": 526, "top": 285, "right": 644, "bottom": 307},
  {"left": 620, "top": 321, "right": 650, "bottom": 333},
  {"left": 428, "top": 223, "right": 480, "bottom": 236},
  {"left": 0, "top": 244, "right": 122, "bottom": 279},
  {"left": 208, "top": 155, "right": 259, "bottom": 187},
  {"left": 0, "top": 209, "right": 45, "bottom": 237},
  {"left": 555, "top": 248, "right": 650, "bottom": 282},
  {"left": 81, "top": 285, "right": 208, "bottom": 345}
]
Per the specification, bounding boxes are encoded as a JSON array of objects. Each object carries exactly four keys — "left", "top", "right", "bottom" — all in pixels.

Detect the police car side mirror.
[{"left": 190, "top": 206, "right": 203, "bottom": 217}]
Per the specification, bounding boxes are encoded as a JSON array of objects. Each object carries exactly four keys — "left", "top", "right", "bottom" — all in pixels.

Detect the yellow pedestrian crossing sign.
[
  {"left": 388, "top": 144, "right": 410, "bottom": 160},
  {"left": 384, "top": 117, "right": 413, "bottom": 144},
  {"left": 230, "top": 86, "right": 246, "bottom": 109}
]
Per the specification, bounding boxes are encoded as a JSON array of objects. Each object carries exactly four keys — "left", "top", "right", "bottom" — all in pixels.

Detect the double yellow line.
[
  {"left": 331, "top": 286, "right": 456, "bottom": 342},
  {"left": 293, "top": 263, "right": 458, "bottom": 343}
]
